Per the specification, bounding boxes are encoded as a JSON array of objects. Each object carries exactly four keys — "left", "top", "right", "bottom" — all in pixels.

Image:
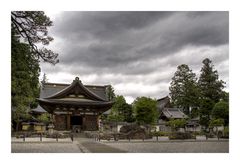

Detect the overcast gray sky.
[{"left": 41, "top": 11, "right": 229, "bottom": 103}]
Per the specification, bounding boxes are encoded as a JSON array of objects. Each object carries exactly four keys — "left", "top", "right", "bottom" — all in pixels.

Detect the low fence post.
[
  {"left": 23, "top": 133, "right": 25, "bottom": 142},
  {"left": 40, "top": 133, "right": 42, "bottom": 142},
  {"left": 56, "top": 134, "right": 58, "bottom": 142},
  {"left": 70, "top": 133, "right": 74, "bottom": 142}
]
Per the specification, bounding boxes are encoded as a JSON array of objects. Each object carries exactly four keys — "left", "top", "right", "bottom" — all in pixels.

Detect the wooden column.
[
  {"left": 67, "top": 114, "right": 71, "bottom": 130},
  {"left": 96, "top": 114, "right": 100, "bottom": 130},
  {"left": 82, "top": 114, "right": 86, "bottom": 130}
]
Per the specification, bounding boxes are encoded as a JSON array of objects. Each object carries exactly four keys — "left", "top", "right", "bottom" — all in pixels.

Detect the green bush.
[
  {"left": 166, "top": 119, "right": 187, "bottom": 131},
  {"left": 158, "top": 131, "right": 169, "bottom": 136},
  {"left": 169, "top": 132, "right": 194, "bottom": 140},
  {"left": 151, "top": 131, "right": 169, "bottom": 137},
  {"left": 209, "top": 118, "right": 224, "bottom": 128},
  {"left": 192, "top": 131, "right": 206, "bottom": 136}
]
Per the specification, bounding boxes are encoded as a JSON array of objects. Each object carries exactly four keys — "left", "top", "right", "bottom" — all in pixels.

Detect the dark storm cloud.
[
  {"left": 53, "top": 11, "right": 174, "bottom": 40},
  {"left": 49, "top": 11, "right": 228, "bottom": 73},
  {"left": 42, "top": 11, "right": 229, "bottom": 102}
]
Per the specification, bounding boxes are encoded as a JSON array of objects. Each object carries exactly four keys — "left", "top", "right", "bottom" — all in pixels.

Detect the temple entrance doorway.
[{"left": 71, "top": 116, "right": 83, "bottom": 133}]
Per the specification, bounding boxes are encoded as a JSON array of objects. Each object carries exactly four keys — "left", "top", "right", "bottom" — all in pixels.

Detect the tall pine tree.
[
  {"left": 169, "top": 64, "right": 199, "bottom": 115},
  {"left": 198, "top": 58, "right": 225, "bottom": 127},
  {"left": 198, "top": 58, "right": 225, "bottom": 103}
]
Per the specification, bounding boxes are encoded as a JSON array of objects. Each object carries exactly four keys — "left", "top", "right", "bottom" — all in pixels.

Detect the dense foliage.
[
  {"left": 37, "top": 113, "right": 50, "bottom": 124},
  {"left": 169, "top": 58, "right": 228, "bottom": 128},
  {"left": 11, "top": 34, "right": 40, "bottom": 130},
  {"left": 11, "top": 11, "right": 56, "bottom": 130},
  {"left": 212, "top": 101, "right": 229, "bottom": 125},
  {"left": 198, "top": 58, "right": 225, "bottom": 103},
  {"left": 133, "top": 97, "right": 158, "bottom": 125},
  {"left": 209, "top": 118, "right": 225, "bottom": 127},
  {"left": 199, "top": 98, "right": 215, "bottom": 127},
  {"left": 198, "top": 58, "right": 226, "bottom": 127},
  {"left": 166, "top": 119, "right": 187, "bottom": 131},
  {"left": 169, "top": 64, "right": 199, "bottom": 114},
  {"left": 107, "top": 95, "right": 134, "bottom": 122}
]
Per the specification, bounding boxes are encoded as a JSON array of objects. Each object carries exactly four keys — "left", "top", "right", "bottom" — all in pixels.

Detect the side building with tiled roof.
[{"left": 156, "top": 96, "right": 202, "bottom": 132}]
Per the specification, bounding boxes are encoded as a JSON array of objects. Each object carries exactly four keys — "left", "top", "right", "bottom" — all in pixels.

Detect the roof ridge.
[
  {"left": 44, "top": 77, "right": 107, "bottom": 102},
  {"left": 43, "top": 82, "right": 108, "bottom": 88}
]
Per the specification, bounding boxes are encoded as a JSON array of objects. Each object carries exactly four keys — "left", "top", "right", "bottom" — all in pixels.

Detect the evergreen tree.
[
  {"left": 11, "top": 11, "right": 56, "bottom": 130},
  {"left": 11, "top": 34, "right": 40, "bottom": 130},
  {"left": 198, "top": 58, "right": 225, "bottom": 103},
  {"left": 41, "top": 73, "right": 48, "bottom": 84},
  {"left": 106, "top": 85, "right": 116, "bottom": 101},
  {"left": 198, "top": 58, "right": 225, "bottom": 127},
  {"left": 169, "top": 64, "right": 199, "bottom": 114}
]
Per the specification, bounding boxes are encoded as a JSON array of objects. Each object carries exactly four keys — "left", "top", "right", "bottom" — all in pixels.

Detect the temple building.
[{"left": 33, "top": 77, "right": 114, "bottom": 131}]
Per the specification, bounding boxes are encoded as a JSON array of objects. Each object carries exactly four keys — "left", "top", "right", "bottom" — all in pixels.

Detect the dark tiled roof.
[
  {"left": 157, "top": 96, "right": 170, "bottom": 112},
  {"left": 161, "top": 108, "right": 188, "bottom": 119},
  {"left": 32, "top": 80, "right": 109, "bottom": 113}
]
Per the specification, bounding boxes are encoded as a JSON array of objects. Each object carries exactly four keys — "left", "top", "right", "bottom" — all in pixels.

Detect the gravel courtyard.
[
  {"left": 12, "top": 137, "right": 229, "bottom": 153},
  {"left": 101, "top": 141, "right": 229, "bottom": 153},
  {"left": 12, "top": 142, "right": 82, "bottom": 153}
]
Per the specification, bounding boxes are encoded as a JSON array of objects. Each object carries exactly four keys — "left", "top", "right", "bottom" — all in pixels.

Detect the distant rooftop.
[{"left": 161, "top": 108, "right": 188, "bottom": 119}]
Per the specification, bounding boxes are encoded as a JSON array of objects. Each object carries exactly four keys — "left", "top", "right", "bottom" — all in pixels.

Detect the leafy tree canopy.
[
  {"left": 169, "top": 64, "right": 199, "bottom": 114},
  {"left": 212, "top": 101, "right": 229, "bottom": 125},
  {"left": 166, "top": 119, "right": 187, "bottom": 130},
  {"left": 209, "top": 118, "right": 224, "bottom": 127},
  {"left": 133, "top": 97, "right": 158, "bottom": 125},
  {"left": 107, "top": 95, "right": 135, "bottom": 122},
  {"left": 37, "top": 113, "right": 50, "bottom": 124},
  {"left": 199, "top": 98, "right": 215, "bottom": 127}
]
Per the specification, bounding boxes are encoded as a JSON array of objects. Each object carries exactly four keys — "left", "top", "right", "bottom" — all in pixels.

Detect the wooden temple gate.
[{"left": 37, "top": 77, "right": 113, "bottom": 131}]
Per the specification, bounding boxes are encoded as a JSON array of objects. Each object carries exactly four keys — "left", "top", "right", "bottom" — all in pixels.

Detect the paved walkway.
[{"left": 74, "top": 137, "right": 126, "bottom": 153}]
